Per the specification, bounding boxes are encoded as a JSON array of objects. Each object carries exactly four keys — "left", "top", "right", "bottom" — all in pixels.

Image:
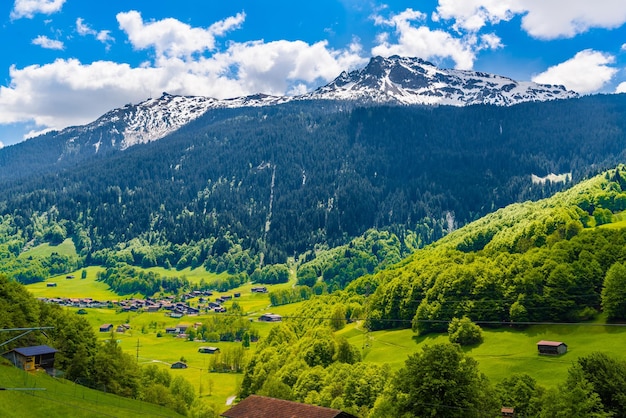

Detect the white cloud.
[
  {"left": 11, "top": 0, "right": 66, "bottom": 20},
  {"left": 434, "top": 0, "right": 626, "bottom": 39},
  {"left": 434, "top": 0, "right": 520, "bottom": 32},
  {"left": 0, "top": 14, "right": 367, "bottom": 133},
  {"left": 32, "top": 35, "right": 64, "bottom": 50},
  {"left": 617, "top": 82, "right": 626, "bottom": 93},
  {"left": 0, "top": 140, "right": 4, "bottom": 149},
  {"left": 76, "top": 18, "right": 115, "bottom": 48},
  {"left": 371, "top": 8, "right": 500, "bottom": 70},
  {"left": 117, "top": 10, "right": 245, "bottom": 59},
  {"left": 532, "top": 50, "right": 617, "bottom": 94}
]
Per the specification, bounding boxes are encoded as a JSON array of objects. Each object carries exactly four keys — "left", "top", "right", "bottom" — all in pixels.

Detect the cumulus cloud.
[
  {"left": 76, "top": 18, "right": 114, "bottom": 47},
  {"left": 117, "top": 10, "right": 246, "bottom": 59},
  {"left": 532, "top": 49, "right": 617, "bottom": 94},
  {"left": 617, "top": 82, "right": 626, "bottom": 93},
  {"left": 0, "top": 13, "right": 367, "bottom": 133},
  {"left": 371, "top": 8, "right": 500, "bottom": 69},
  {"left": 11, "top": 0, "right": 66, "bottom": 20},
  {"left": 434, "top": 0, "right": 626, "bottom": 39},
  {"left": 32, "top": 35, "right": 64, "bottom": 50}
]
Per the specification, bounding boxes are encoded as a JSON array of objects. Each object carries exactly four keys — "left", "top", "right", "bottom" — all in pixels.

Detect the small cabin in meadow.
[
  {"left": 2, "top": 345, "right": 57, "bottom": 372},
  {"left": 537, "top": 340, "right": 567, "bottom": 356},
  {"left": 258, "top": 313, "right": 282, "bottom": 322},
  {"left": 46, "top": 282, "right": 57, "bottom": 287},
  {"left": 99, "top": 323, "right": 113, "bottom": 332},
  {"left": 171, "top": 361, "right": 188, "bottom": 369},
  {"left": 198, "top": 346, "right": 220, "bottom": 354}
]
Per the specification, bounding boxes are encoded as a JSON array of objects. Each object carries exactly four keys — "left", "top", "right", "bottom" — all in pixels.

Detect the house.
[
  {"left": 2, "top": 345, "right": 57, "bottom": 372},
  {"left": 46, "top": 282, "right": 57, "bottom": 287},
  {"left": 198, "top": 346, "right": 220, "bottom": 354},
  {"left": 99, "top": 323, "right": 113, "bottom": 332},
  {"left": 258, "top": 313, "right": 282, "bottom": 322},
  {"left": 251, "top": 286, "right": 267, "bottom": 293},
  {"left": 501, "top": 407, "right": 515, "bottom": 417},
  {"left": 171, "top": 361, "right": 188, "bottom": 369},
  {"left": 537, "top": 340, "right": 567, "bottom": 355},
  {"left": 116, "top": 325, "right": 126, "bottom": 333},
  {"left": 221, "top": 395, "right": 356, "bottom": 418}
]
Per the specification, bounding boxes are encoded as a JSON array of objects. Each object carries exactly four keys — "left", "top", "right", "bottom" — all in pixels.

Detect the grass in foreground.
[{"left": 0, "top": 361, "right": 183, "bottom": 418}]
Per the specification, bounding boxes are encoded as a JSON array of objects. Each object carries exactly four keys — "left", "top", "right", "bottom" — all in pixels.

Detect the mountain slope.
[
  {"left": 305, "top": 55, "right": 577, "bottom": 106},
  {"left": 1, "top": 94, "right": 625, "bottom": 271},
  {"left": 0, "top": 56, "right": 578, "bottom": 181}
]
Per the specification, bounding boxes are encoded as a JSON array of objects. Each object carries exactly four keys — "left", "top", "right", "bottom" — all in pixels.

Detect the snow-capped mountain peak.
[
  {"left": 305, "top": 55, "right": 578, "bottom": 106},
  {"left": 46, "top": 56, "right": 579, "bottom": 156}
]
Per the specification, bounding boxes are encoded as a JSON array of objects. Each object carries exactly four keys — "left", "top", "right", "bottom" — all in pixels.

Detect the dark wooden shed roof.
[
  {"left": 12, "top": 345, "right": 57, "bottom": 356},
  {"left": 221, "top": 395, "right": 356, "bottom": 418}
]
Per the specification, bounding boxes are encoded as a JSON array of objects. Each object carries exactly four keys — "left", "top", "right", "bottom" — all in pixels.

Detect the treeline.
[
  {"left": 3, "top": 95, "right": 626, "bottom": 275},
  {"left": 239, "top": 319, "right": 626, "bottom": 417},
  {"left": 347, "top": 166, "right": 626, "bottom": 332}
]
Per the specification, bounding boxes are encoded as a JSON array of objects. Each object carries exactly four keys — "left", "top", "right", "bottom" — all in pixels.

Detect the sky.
[{"left": 1, "top": 1, "right": 626, "bottom": 147}]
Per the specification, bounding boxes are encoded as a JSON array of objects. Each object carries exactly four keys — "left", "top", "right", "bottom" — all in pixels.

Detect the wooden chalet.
[
  {"left": 198, "top": 346, "right": 220, "bottom": 354},
  {"left": 2, "top": 345, "right": 57, "bottom": 372},
  {"left": 537, "top": 340, "right": 567, "bottom": 355},
  {"left": 258, "top": 313, "right": 282, "bottom": 322},
  {"left": 171, "top": 361, "right": 188, "bottom": 369},
  {"left": 99, "top": 323, "right": 113, "bottom": 332},
  {"left": 221, "top": 395, "right": 356, "bottom": 418}
]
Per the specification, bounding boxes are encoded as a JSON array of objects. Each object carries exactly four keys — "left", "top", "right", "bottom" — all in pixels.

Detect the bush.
[{"left": 448, "top": 316, "right": 483, "bottom": 346}]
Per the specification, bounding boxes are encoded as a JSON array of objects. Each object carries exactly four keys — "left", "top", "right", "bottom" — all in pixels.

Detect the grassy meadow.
[
  {"left": 22, "top": 256, "right": 626, "bottom": 411},
  {"left": 0, "top": 361, "right": 184, "bottom": 417}
]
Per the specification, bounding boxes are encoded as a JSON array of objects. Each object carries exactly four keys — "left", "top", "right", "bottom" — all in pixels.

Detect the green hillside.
[{"left": 0, "top": 362, "right": 183, "bottom": 417}]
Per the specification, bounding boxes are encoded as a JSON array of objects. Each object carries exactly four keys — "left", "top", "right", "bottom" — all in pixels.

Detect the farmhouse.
[
  {"left": 537, "top": 340, "right": 567, "bottom": 355},
  {"left": 258, "top": 313, "right": 282, "bottom": 322},
  {"left": 2, "top": 345, "right": 57, "bottom": 372},
  {"left": 198, "top": 346, "right": 220, "bottom": 354},
  {"left": 221, "top": 395, "right": 356, "bottom": 418},
  {"left": 99, "top": 324, "right": 113, "bottom": 332},
  {"left": 171, "top": 361, "right": 188, "bottom": 369},
  {"left": 46, "top": 282, "right": 57, "bottom": 287}
]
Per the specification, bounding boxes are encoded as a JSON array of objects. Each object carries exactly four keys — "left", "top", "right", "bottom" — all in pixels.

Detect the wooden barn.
[
  {"left": 258, "top": 313, "right": 282, "bottom": 322},
  {"left": 537, "top": 340, "right": 567, "bottom": 355},
  {"left": 221, "top": 395, "right": 356, "bottom": 418},
  {"left": 171, "top": 361, "right": 188, "bottom": 369},
  {"left": 198, "top": 346, "right": 220, "bottom": 354},
  {"left": 2, "top": 345, "right": 57, "bottom": 372}
]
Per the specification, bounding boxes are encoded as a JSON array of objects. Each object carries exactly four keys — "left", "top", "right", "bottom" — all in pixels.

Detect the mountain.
[
  {"left": 305, "top": 55, "right": 578, "bottom": 106},
  {"left": 0, "top": 56, "right": 579, "bottom": 181}
]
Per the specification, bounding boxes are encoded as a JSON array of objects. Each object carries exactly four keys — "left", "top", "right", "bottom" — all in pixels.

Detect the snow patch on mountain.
[
  {"left": 304, "top": 56, "right": 578, "bottom": 106},
  {"left": 55, "top": 56, "right": 580, "bottom": 153}
]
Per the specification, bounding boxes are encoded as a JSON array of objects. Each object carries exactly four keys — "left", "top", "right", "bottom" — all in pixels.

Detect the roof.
[
  {"left": 12, "top": 345, "right": 57, "bottom": 356},
  {"left": 221, "top": 395, "right": 356, "bottom": 418},
  {"left": 537, "top": 340, "right": 566, "bottom": 347}
]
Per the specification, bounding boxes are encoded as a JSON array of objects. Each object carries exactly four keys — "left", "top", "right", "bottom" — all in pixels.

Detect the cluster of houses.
[{"left": 37, "top": 289, "right": 239, "bottom": 316}]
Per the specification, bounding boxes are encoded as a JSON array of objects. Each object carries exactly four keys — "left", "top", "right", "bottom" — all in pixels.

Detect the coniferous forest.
[{"left": 0, "top": 94, "right": 626, "bottom": 282}]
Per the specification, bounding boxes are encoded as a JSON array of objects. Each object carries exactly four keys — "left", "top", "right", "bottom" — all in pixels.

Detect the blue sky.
[{"left": 1, "top": 0, "right": 626, "bottom": 147}]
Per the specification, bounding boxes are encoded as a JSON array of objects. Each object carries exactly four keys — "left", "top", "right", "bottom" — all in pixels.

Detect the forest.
[{"left": 0, "top": 95, "right": 625, "bottom": 278}]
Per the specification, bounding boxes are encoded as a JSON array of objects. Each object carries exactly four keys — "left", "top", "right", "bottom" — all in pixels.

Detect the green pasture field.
[
  {"left": 24, "top": 266, "right": 122, "bottom": 300},
  {"left": 144, "top": 266, "right": 229, "bottom": 284},
  {"left": 342, "top": 321, "right": 626, "bottom": 388},
  {"left": 19, "top": 238, "right": 78, "bottom": 259},
  {"left": 0, "top": 361, "right": 183, "bottom": 417}
]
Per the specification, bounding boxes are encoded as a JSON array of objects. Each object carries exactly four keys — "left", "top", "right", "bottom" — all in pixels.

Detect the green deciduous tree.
[
  {"left": 448, "top": 316, "right": 483, "bottom": 346},
  {"left": 382, "top": 343, "right": 499, "bottom": 417},
  {"left": 601, "top": 262, "right": 626, "bottom": 320}
]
